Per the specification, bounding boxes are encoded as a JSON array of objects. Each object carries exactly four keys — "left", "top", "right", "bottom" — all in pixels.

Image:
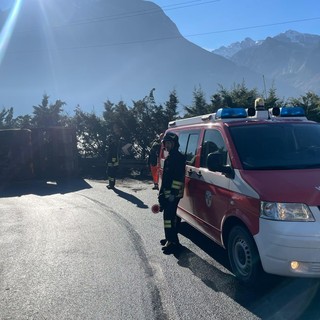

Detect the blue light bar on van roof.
[
  {"left": 215, "top": 108, "right": 247, "bottom": 119},
  {"left": 280, "top": 107, "right": 305, "bottom": 117}
]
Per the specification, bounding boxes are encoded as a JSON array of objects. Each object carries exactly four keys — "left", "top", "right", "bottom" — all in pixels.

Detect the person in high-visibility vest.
[
  {"left": 148, "top": 134, "right": 163, "bottom": 190},
  {"left": 158, "top": 132, "right": 186, "bottom": 254}
]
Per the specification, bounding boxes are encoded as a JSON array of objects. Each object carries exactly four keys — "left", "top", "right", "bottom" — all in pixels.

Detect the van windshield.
[{"left": 229, "top": 122, "right": 320, "bottom": 170}]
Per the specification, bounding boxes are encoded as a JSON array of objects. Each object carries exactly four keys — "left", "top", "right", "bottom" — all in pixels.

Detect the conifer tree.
[
  {"left": 184, "top": 86, "right": 209, "bottom": 117},
  {"left": 0, "top": 107, "right": 14, "bottom": 129},
  {"left": 32, "top": 94, "right": 66, "bottom": 127},
  {"left": 289, "top": 91, "right": 320, "bottom": 122}
]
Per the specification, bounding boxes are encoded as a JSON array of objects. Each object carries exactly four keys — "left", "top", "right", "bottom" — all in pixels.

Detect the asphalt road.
[{"left": 1, "top": 178, "right": 320, "bottom": 320}]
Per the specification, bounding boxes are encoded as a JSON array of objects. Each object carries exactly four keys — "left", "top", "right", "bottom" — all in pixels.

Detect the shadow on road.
[
  {"left": 177, "top": 222, "right": 320, "bottom": 320},
  {"left": 0, "top": 178, "right": 92, "bottom": 198},
  {"left": 112, "top": 187, "right": 149, "bottom": 209}
]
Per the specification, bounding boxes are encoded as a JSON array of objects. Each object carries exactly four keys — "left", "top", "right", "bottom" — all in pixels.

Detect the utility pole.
[{"left": 262, "top": 75, "right": 267, "bottom": 99}]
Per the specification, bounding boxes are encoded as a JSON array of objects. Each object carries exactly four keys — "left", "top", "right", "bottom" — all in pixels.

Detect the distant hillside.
[
  {"left": 213, "top": 30, "right": 320, "bottom": 95},
  {"left": 0, "top": 0, "right": 298, "bottom": 115}
]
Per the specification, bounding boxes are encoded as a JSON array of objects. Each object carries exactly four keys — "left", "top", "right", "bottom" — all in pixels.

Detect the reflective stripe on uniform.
[
  {"left": 164, "top": 220, "right": 171, "bottom": 228},
  {"left": 111, "top": 158, "right": 119, "bottom": 166},
  {"left": 108, "top": 162, "right": 119, "bottom": 167},
  {"left": 164, "top": 183, "right": 184, "bottom": 198},
  {"left": 164, "top": 190, "right": 171, "bottom": 198},
  {"left": 171, "top": 180, "right": 183, "bottom": 189}
]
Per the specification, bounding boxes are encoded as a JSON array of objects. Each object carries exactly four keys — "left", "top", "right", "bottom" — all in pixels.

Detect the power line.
[
  {"left": 156, "top": 0, "right": 205, "bottom": 9},
  {"left": 53, "top": 0, "right": 220, "bottom": 28},
  {"left": 160, "top": 0, "right": 220, "bottom": 11},
  {"left": 72, "top": 16, "right": 320, "bottom": 50},
  {"left": 6, "top": 0, "right": 320, "bottom": 54},
  {"left": 183, "top": 17, "right": 320, "bottom": 38},
  {"left": 11, "top": 16, "right": 320, "bottom": 54},
  {"left": 63, "top": 16, "right": 320, "bottom": 49}
]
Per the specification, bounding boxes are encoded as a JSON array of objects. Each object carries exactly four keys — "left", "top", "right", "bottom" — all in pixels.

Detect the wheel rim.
[{"left": 233, "top": 237, "right": 252, "bottom": 277}]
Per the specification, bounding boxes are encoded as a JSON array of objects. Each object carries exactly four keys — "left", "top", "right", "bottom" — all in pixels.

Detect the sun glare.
[{"left": 0, "top": 0, "right": 23, "bottom": 66}]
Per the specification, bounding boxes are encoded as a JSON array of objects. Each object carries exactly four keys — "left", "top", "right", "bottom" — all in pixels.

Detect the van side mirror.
[{"left": 207, "top": 153, "right": 235, "bottom": 179}]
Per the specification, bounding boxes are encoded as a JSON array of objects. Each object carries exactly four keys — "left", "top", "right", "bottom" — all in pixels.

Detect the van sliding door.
[{"left": 194, "top": 129, "right": 231, "bottom": 242}]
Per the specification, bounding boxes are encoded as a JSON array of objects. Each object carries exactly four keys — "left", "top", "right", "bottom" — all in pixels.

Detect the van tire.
[{"left": 227, "top": 226, "right": 263, "bottom": 287}]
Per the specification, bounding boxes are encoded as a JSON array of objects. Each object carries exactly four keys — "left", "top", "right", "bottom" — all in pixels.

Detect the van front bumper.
[{"left": 254, "top": 207, "right": 320, "bottom": 277}]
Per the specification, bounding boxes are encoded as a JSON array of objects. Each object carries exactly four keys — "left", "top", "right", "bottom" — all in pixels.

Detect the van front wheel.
[{"left": 227, "top": 226, "right": 263, "bottom": 286}]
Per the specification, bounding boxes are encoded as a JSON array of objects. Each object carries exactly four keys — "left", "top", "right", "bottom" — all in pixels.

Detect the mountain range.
[
  {"left": 0, "top": 0, "right": 317, "bottom": 116},
  {"left": 213, "top": 30, "right": 320, "bottom": 95}
]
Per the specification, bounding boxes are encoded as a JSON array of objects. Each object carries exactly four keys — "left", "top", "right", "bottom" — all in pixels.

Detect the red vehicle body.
[{"left": 159, "top": 107, "right": 320, "bottom": 286}]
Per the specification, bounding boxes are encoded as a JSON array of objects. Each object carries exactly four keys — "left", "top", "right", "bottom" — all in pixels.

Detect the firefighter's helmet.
[
  {"left": 162, "top": 132, "right": 179, "bottom": 148},
  {"left": 162, "top": 132, "right": 178, "bottom": 143}
]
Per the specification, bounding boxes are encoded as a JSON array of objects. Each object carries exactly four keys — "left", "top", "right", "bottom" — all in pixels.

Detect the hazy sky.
[
  {"left": 151, "top": 0, "right": 320, "bottom": 50},
  {"left": 1, "top": 0, "right": 319, "bottom": 51},
  {"left": 0, "top": 0, "right": 15, "bottom": 11}
]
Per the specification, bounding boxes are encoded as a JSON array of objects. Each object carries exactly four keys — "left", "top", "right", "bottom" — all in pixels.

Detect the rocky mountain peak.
[
  {"left": 212, "top": 37, "right": 262, "bottom": 59},
  {"left": 223, "top": 30, "right": 320, "bottom": 95},
  {"left": 274, "top": 30, "right": 320, "bottom": 48}
]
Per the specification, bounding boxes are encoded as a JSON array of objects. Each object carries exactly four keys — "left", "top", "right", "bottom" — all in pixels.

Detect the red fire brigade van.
[{"left": 160, "top": 106, "right": 320, "bottom": 286}]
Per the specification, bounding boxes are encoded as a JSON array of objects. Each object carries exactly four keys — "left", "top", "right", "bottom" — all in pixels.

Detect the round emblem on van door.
[{"left": 205, "top": 191, "right": 212, "bottom": 207}]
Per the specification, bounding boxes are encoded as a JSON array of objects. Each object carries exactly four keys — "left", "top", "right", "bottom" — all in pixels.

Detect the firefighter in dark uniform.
[
  {"left": 106, "top": 124, "right": 122, "bottom": 189},
  {"left": 158, "top": 132, "right": 186, "bottom": 254},
  {"left": 106, "top": 134, "right": 120, "bottom": 189}
]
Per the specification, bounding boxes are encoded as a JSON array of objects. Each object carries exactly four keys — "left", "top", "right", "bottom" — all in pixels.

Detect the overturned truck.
[{"left": 0, "top": 127, "right": 78, "bottom": 182}]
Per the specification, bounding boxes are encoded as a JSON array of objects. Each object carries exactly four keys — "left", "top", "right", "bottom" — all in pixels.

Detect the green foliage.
[
  {"left": 103, "top": 100, "right": 137, "bottom": 142},
  {"left": 184, "top": 82, "right": 261, "bottom": 117},
  {"left": 3, "top": 85, "right": 320, "bottom": 163},
  {"left": 131, "top": 96, "right": 156, "bottom": 158},
  {"left": 100, "top": 89, "right": 180, "bottom": 160},
  {"left": 216, "top": 82, "right": 258, "bottom": 109},
  {"left": 264, "top": 87, "right": 285, "bottom": 109},
  {"left": 14, "top": 115, "right": 33, "bottom": 129},
  {"left": 184, "top": 86, "right": 210, "bottom": 117},
  {"left": 163, "top": 90, "right": 179, "bottom": 123},
  {"left": 71, "top": 106, "right": 108, "bottom": 158},
  {"left": 0, "top": 107, "right": 14, "bottom": 129},
  {"left": 183, "top": 83, "right": 288, "bottom": 117},
  {"left": 288, "top": 91, "right": 320, "bottom": 122},
  {"left": 32, "top": 94, "right": 67, "bottom": 127},
  {"left": 209, "top": 94, "right": 224, "bottom": 113}
]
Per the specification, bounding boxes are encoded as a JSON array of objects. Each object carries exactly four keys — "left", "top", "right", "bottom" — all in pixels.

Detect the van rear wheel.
[{"left": 227, "top": 226, "right": 263, "bottom": 286}]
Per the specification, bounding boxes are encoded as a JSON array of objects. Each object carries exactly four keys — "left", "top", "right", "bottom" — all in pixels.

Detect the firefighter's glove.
[{"left": 168, "top": 195, "right": 175, "bottom": 202}]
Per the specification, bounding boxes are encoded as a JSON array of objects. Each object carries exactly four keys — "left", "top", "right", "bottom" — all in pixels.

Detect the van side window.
[
  {"left": 178, "top": 131, "right": 200, "bottom": 166},
  {"left": 200, "top": 129, "right": 228, "bottom": 168}
]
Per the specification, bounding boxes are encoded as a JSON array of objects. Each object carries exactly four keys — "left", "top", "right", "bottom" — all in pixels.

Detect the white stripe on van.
[{"left": 195, "top": 167, "right": 259, "bottom": 199}]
